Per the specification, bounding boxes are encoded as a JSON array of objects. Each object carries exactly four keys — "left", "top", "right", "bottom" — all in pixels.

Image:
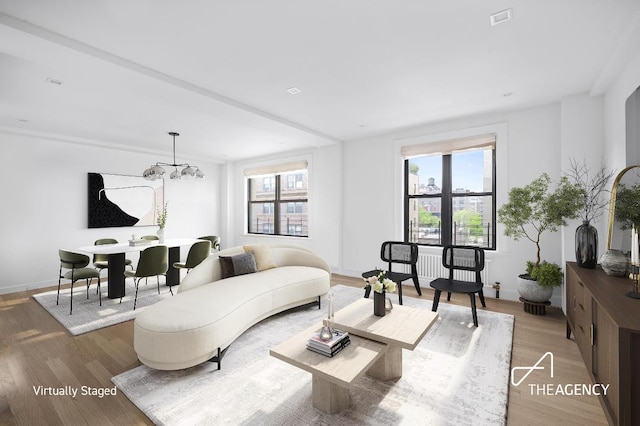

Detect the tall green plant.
[{"left": 498, "top": 173, "right": 584, "bottom": 268}]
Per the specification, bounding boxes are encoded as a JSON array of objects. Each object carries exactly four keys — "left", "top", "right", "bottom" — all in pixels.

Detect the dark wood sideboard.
[{"left": 565, "top": 262, "right": 640, "bottom": 425}]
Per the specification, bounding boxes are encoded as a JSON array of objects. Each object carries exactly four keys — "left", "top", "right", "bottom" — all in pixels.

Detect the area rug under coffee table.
[{"left": 112, "top": 284, "right": 514, "bottom": 425}]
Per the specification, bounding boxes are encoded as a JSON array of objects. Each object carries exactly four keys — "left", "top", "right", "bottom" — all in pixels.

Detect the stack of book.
[
  {"left": 129, "top": 239, "right": 152, "bottom": 247},
  {"left": 307, "top": 328, "right": 350, "bottom": 357}
]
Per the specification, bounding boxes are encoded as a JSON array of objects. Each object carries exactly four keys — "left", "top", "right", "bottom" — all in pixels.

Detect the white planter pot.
[{"left": 517, "top": 275, "right": 553, "bottom": 303}]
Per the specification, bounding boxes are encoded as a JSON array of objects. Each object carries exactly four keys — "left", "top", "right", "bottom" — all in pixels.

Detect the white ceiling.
[{"left": 1, "top": 0, "right": 639, "bottom": 163}]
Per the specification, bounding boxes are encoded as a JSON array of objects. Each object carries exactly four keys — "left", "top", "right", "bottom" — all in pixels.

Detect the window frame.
[
  {"left": 247, "top": 172, "right": 309, "bottom": 238},
  {"left": 403, "top": 146, "right": 496, "bottom": 250}
]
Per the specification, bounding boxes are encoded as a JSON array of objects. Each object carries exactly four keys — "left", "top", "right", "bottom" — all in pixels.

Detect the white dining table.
[{"left": 77, "top": 238, "right": 202, "bottom": 299}]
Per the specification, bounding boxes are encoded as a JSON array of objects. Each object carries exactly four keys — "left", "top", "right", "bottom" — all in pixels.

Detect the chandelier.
[{"left": 143, "top": 132, "right": 204, "bottom": 180}]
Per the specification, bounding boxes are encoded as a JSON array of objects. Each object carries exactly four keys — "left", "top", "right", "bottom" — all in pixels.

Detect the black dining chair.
[
  {"left": 362, "top": 241, "right": 421, "bottom": 305},
  {"left": 430, "top": 245, "right": 486, "bottom": 327}
]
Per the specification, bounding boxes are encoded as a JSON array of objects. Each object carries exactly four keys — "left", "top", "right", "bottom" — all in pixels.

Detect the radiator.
[{"left": 415, "top": 253, "right": 491, "bottom": 284}]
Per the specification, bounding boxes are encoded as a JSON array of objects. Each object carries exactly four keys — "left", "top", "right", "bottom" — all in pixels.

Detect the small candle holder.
[
  {"left": 627, "top": 265, "right": 640, "bottom": 299},
  {"left": 318, "top": 292, "right": 335, "bottom": 341}
]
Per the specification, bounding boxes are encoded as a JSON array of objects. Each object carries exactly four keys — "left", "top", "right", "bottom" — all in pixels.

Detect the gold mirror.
[{"left": 606, "top": 165, "right": 640, "bottom": 251}]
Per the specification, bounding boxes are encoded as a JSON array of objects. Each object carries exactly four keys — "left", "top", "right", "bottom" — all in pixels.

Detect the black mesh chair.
[
  {"left": 430, "top": 245, "right": 486, "bottom": 327},
  {"left": 363, "top": 241, "right": 421, "bottom": 305}
]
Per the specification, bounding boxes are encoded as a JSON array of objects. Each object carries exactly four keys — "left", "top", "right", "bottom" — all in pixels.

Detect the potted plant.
[
  {"left": 156, "top": 202, "right": 168, "bottom": 243},
  {"left": 564, "top": 159, "right": 614, "bottom": 268},
  {"left": 497, "top": 173, "right": 583, "bottom": 302}
]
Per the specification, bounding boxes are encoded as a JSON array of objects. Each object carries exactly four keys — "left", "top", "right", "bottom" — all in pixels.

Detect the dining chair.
[
  {"left": 198, "top": 235, "right": 221, "bottom": 251},
  {"left": 123, "top": 245, "right": 169, "bottom": 310},
  {"left": 93, "top": 238, "right": 133, "bottom": 278},
  {"left": 141, "top": 235, "right": 159, "bottom": 241},
  {"left": 58, "top": 250, "right": 102, "bottom": 315},
  {"left": 173, "top": 240, "right": 211, "bottom": 276},
  {"left": 429, "top": 245, "right": 486, "bottom": 327},
  {"left": 362, "top": 241, "right": 421, "bottom": 305}
]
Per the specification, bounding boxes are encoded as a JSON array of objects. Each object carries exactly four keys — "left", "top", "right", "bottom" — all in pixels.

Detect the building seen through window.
[
  {"left": 404, "top": 141, "right": 496, "bottom": 249},
  {"left": 247, "top": 169, "right": 308, "bottom": 237}
]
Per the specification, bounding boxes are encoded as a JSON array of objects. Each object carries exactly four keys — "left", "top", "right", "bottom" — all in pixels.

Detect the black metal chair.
[
  {"left": 430, "top": 245, "right": 486, "bottom": 327},
  {"left": 362, "top": 241, "right": 421, "bottom": 305}
]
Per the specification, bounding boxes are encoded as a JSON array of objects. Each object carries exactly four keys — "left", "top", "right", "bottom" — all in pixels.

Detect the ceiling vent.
[
  {"left": 490, "top": 9, "right": 512, "bottom": 26},
  {"left": 286, "top": 87, "right": 302, "bottom": 95}
]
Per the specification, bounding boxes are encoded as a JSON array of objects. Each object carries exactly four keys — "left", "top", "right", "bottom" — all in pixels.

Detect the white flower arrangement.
[{"left": 364, "top": 270, "right": 397, "bottom": 294}]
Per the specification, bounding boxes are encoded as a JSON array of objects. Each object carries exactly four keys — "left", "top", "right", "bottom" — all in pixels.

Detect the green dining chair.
[
  {"left": 93, "top": 238, "right": 133, "bottom": 277},
  {"left": 141, "top": 235, "right": 159, "bottom": 241},
  {"left": 198, "top": 235, "right": 221, "bottom": 251},
  {"left": 173, "top": 240, "right": 212, "bottom": 275},
  {"left": 123, "top": 245, "right": 169, "bottom": 310},
  {"left": 58, "top": 250, "right": 102, "bottom": 315}
]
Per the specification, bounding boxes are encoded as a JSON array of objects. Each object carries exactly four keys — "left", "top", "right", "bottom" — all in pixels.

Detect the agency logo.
[
  {"left": 511, "top": 351, "right": 554, "bottom": 386},
  {"left": 511, "top": 351, "right": 609, "bottom": 396}
]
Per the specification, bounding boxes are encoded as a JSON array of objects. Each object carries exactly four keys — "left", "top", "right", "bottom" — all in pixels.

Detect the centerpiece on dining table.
[{"left": 363, "top": 270, "right": 397, "bottom": 316}]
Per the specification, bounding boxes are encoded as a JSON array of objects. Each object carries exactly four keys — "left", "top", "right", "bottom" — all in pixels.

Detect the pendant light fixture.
[{"left": 143, "top": 132, "right": 204, "bottom": 180}]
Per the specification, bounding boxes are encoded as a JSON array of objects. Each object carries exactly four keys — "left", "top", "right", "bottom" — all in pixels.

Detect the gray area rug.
[
  {"left": 112, "top": 285, "right": 514, "bottom": 425},
  {"left": 33, "top": 279, "right": 174, "bottom": 335}
]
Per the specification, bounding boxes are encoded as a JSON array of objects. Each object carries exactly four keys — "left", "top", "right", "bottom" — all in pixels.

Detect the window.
[
  {"left": 403, "top": 135, "right": 496, "bottom": 249},
  {"left": 287, "top": 173, "right": 304, "bottom": 189},
  {"left": 246, "top": 161, "right": 309, "bottom": 237}
]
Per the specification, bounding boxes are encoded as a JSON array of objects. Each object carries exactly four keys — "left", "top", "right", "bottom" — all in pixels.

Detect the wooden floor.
[{"left": 0, "top": 276, "right": 608, "bottom": 425}]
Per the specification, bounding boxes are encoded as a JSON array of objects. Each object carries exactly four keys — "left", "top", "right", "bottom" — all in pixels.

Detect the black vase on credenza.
[{"left": 575, "top": 220, "right": 598, "bottom": 269}]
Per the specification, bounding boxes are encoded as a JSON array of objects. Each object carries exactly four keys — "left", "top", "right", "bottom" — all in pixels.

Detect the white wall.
[
  {"left": 605, "top": 46, "right": 640, "bottom": 171},
  {"left": 0, "top": 131, "right": 220, "bottom": 294},
  {"left": 226, "top": 143, "right": 343, "bottom": 269},
  {"left": 340, "top": 103, "right": 579, "bottom": 306}
]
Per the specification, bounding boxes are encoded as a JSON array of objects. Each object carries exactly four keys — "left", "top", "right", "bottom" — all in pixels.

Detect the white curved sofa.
[{"left": 133, "top": 244, "right": 331, "bottom": 370}]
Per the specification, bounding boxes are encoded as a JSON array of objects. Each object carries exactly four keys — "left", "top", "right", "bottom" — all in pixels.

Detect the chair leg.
[
  {"left": 398, "top": 281, "right": 403, "bottom": 305},
  {"left": 97, "top": 277, "right": 102, "bottom": 307},
  {"left": 157, "top": 276, "right": 161, "bottom": 294},
  {"left": 447, "top": 292, "right": 452, "bottom": 301},
  {"left": 86, "top": 278, "right": 90, "bottom": 300},
  {"left": 57, "top": 267, "right": 62, "bottom": 305},
  {"left": 70, "top": 282, "right": 74, "bottom": 315},
  {"left": 478, "top": 289, "right": 486, "bottom": 307},
  {"left": 432, "top": 290, "right": 441, "bottom": 312},
  {"left": 364, "top": 286, "right": 371, "bottom": 299},
  {"left": 134, "top": 278, "right": 140, "bottom": 310},
  {"left": 411, "top": 266, "right": 422, "bottom": 296},
  {"left": 469, "top": 293, "right": 478, "bottom": 327}
]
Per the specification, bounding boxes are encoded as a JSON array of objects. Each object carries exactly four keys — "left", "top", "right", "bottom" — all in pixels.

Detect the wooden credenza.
[{"left": 565, "top": 262, "right": 640, "bottom": 425}]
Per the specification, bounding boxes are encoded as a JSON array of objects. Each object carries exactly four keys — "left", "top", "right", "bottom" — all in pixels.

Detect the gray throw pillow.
[{"left": 219, "top": 252, "right": 258, "bottom": 278}]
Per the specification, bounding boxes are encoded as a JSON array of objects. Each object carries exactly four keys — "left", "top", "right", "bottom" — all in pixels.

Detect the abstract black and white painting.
[{"left": 88, "top": 173, "right": 164, "bottom": 228}]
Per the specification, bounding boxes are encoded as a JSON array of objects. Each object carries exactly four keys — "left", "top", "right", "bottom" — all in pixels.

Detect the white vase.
[
  {"left": 517, "top": 275, "right": 553, "bottom": 303},
  {"left": 157, "top": 228, "right": 165, "bottom": 243}
]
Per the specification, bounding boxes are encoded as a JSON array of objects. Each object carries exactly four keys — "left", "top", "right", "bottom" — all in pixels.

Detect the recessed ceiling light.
[
  {"left": 286, "top": 87, "right": 302, "bottom": 95},
  {"left": 45, "top": 77, "right": 63, "bottom": 85},
  {"left": 490, "top": 9, "right": 512, "bottom": 26}
]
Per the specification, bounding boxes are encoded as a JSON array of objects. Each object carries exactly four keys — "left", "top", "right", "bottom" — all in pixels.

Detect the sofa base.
[{"left": 206, "top": 296, "right": 321, "bottom": 370}]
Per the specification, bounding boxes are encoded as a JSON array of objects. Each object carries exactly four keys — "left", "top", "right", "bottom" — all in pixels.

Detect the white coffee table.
[
  {"left": 270, "top": 322, "right": 386, "bottom": 413},
  {"left": 328, "top": 297, "right": 439, "bottom": 380},
  {"left": 269, "top": 297, "right": 439, "bottom": 413}
]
